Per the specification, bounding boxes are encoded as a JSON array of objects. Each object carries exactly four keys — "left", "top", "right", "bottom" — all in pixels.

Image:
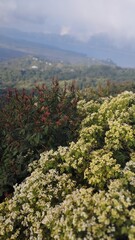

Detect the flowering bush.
[
  {"left": 0, "top": 91, "right": 135, "bottom": 239},
  {"left": 0, "top": 80, "right": 80, "bottom": 198}
]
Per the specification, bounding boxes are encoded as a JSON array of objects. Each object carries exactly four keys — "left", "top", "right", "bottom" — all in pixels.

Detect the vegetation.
[
  {"left": 0, "top": 80, "right": 80, "bottom": 199},
  {"left": 1, "top": 55, "right": 135, "bottom": 239},
  {"left": 0, "top": 91, "right": 135, "bottom": 239},
  {"left": 1, "top": 56, "right": 135, "bottom": 90}
]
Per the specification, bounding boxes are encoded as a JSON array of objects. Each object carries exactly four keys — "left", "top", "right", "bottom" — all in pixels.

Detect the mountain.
[
  {"left": 0, "top": 47, "right": 27, "bottom": 61},
  {"left": 0, "top": 34, "right": 88, "bottom": 64},
  {"left": 1, "top": 27, "right": 135, "bottom": 67}
]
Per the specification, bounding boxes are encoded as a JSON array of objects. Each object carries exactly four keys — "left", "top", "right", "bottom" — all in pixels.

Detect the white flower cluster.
[{"left": 0, "top": 91, "right": 135, "bottom": 239}]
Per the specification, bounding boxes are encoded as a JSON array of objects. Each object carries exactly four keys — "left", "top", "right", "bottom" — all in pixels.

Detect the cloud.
[
  {"left": 0, "top": 1, "right": 16, "bottom": 24},
  {"left": 60, "top": 26, "right": 71, "bottom": 36},
  {"left": 1, "top": 0, "right": 135, "bottom": 42}
]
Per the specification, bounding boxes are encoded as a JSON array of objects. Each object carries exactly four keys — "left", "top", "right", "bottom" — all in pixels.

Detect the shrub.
[
  {"left": 0, "top": 80, "right": 80, "bottom": 198},
  {"left": 0, "top": 91, "right": 135, "bottom": 239}
]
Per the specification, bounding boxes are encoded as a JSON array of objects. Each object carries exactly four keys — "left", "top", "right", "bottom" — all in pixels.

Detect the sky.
[{"left": 1, "top": 0, "right": 135, "bottom": 43}]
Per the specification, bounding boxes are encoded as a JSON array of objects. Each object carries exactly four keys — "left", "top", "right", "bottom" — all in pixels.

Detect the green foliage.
[
  {"left": 1, "top": 56, "right": 135, "bottom": 93},
  {"left": 0, "top": 80, "right": 80, "bottom": 197},
  {"left": 0, "top": 91, "right": 135, "bottom": 239}
]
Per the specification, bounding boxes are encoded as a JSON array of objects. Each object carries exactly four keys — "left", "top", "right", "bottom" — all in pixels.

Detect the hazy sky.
[{"left": 1, "top": 0, "right": 135, "bottom": 42}]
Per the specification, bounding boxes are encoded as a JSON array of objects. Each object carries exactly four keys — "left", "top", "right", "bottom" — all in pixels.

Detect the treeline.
[{"left": 1, "top": 56, "right": 135, "bottom": 89}]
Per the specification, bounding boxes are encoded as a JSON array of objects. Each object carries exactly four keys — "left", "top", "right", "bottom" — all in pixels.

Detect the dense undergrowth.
[
  {"left": 0, "top": 80, "right": 80, "bottom": 198},
  {"left": 0, "top": 91, "right": 135, "bottom": 239}
]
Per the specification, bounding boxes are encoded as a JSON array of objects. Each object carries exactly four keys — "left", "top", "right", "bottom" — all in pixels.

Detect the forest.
[
  {"left": 0, "top": 57, "right": 135, "bottom": 239},
  {"left": 1, "top": 56, "right": 135, "bottom": 91}
]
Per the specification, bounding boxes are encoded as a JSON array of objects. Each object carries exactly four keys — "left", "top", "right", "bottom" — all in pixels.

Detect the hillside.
[
  {"left": 0, "top": 33, "right": 89, "bottom": 64},
  {"left": 1, "top": 28, "right": 135, "bottom": 67},
  {"left": 0, "top": 56, "right": 135, "bottom": 91}
]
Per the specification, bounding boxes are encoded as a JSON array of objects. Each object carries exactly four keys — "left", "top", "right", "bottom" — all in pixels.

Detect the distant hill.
[
  {"left": 0, "top": 27, "right": 135, "bottom": 67},
  {"left": 0, "top": 33, "right": 90, "bottom": 65},
  {"left": 0, "top": 47, "right": 27, "bottom": 61}
]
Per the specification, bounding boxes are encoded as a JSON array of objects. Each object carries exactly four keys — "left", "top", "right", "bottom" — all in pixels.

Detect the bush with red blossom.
[{"left": 0, "top": 79, "right": 80, "bottom": 199}]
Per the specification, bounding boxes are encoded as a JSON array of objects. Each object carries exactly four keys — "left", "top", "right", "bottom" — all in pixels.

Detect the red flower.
[
  {"left": 40, "top": 98, "right": 44, "bottom": 103},
  {"left": 41, "top": 116, "right": 46, "bottom": 123},
  {"left": 56, "top": 120, "right": 61, "bottom": 126},
  {"left": 45, "top": 111, "right": 50, "bottom": 117}
]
